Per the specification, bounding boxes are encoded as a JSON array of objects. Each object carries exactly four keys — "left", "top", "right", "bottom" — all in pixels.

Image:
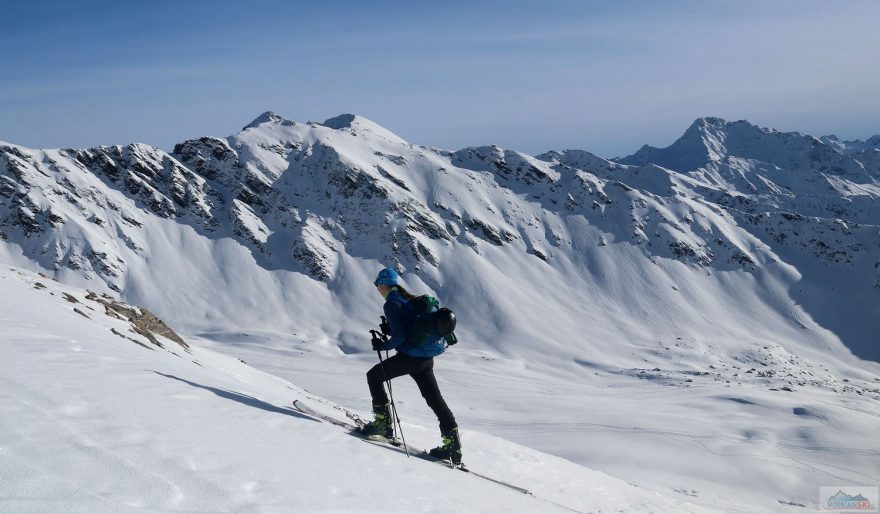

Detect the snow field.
[{"left": 1, "top": 267, "right": 720, "bottom": 513}]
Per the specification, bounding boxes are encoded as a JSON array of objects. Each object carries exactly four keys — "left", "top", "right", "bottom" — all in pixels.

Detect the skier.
[{"left": 360, "top": 267, "right": 462, "bottom": 464}]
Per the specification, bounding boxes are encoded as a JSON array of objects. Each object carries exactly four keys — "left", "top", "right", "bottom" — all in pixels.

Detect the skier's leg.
[
  {"left": 362, "top": 353, "right": 420, "bottom": 437},
  {"left": 410, "top": 360, "right": 457, "bottom": 432},
  {"left": 412, "top": 361, "right": 462, "bottom": 463},
  {"left": 366, "top": 352, "right": 418, "bottom": 405}
]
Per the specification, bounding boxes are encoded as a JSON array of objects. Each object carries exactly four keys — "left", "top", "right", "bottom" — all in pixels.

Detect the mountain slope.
[
  {"left": 0, "top": 266, "right": 718, "bottom": 513},
  {"left": 4, "top": 113, "right": 877, "bottom": 361},
  {"left": 614, "top": 116, "right": 880, "bottom": 361},
  {"left": 1, "top": 113, "right": 879, "bottom": 512}
]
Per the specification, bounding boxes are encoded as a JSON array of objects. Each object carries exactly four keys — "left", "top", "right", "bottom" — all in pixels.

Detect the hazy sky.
[{"left": 2, "top": 0, "right": 878, "bottom": 157}]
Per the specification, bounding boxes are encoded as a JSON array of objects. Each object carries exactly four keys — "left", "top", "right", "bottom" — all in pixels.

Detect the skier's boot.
[
  {"left": 360, "top": 403, "right": 393, "bottom": 439},
  {"left": 429, "top": 427, "right": 462, "bottom": 464}
]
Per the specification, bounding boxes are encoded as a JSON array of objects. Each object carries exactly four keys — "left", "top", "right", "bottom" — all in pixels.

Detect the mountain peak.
[
  {"left": 684, "top": 116, "right": 728, "bottom": 136},
  {"left": 682, "top": 117, "right": 772, "bottom": 142},
  {"left": 614, "top": 116, "right": 734, "bottom": 170},
  {"left": 690, "top": 116, "right": 727, "bottom": 127},
  {"left": 320, "top": 113, "right": 406, "bottom": 143},
  {"left": 820, "top": 133, "right": 880, "bottom": 155},
  {"left": 615, "top": 117, "right": 818, "bottom": 171},
  {"left": 321, "top": 113, "right": 357, "bottom": 129},
  {"left": 243, "top": 111, "right": 290, "bottom": 130}
]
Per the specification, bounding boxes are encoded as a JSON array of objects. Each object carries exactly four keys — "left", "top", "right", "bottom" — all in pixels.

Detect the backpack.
[{"left": 409, "top": 295, "right": 458, "bottom": 350}]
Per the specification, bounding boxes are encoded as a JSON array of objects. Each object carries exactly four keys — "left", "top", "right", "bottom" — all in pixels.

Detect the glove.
[
  {"left": 379, "top": 316, "right": 392, "bottom": 337},
  {"left": 370, "top": 330, "right": 387, "bottom": 352}
]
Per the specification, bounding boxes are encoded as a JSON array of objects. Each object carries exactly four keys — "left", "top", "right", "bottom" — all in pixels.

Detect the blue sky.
[{"left": 1, "top": 0, "right": 878, "bottom": 157}]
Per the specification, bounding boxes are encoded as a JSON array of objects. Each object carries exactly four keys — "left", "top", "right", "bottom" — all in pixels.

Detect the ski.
[
  {"left": 291, "top": 400, "right": 532, "bottom": 495},
  {"left": 293, "top": 400, "right": 394, "bottom": 441},
  {"left": 293, "top": 400, "right": 358, "bottom": 430}
]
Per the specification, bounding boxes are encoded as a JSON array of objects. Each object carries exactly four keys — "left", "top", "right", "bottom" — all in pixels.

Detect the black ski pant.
[{"left": 367, "top": 352, "right": 457, "bottom": 433}]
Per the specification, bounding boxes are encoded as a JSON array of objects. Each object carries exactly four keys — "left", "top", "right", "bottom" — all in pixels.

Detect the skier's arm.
[{"left": 382, "top": 302, "right": 408, "bottom": 350}]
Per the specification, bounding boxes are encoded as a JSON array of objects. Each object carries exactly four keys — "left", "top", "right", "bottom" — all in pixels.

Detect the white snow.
[
  {"left": 0, "top": 267, "right": 718, "bottom": 513},
  {"left": 2, "top": 113, "right": 879, "bottom": 512}
]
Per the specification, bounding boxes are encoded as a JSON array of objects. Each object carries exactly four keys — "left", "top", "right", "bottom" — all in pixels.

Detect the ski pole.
[
  {"left": 376, "top": 349, "right": 410, "bottom": 458},
  {"left": 382, "top": 349, "right": 400, "bottom": 439}
]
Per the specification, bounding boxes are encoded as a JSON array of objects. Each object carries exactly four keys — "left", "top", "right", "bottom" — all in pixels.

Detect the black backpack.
[{"left": 409, "top": 295, "right": 458, "bottom": 347}]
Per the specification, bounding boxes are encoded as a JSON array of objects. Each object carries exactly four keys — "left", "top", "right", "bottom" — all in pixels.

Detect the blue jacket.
[{"left": 381, "top": 288, "right": 445, "bottom": 358}]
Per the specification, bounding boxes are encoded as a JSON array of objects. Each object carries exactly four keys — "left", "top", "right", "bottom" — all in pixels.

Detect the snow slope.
[
  {"left": 1, "top": 113, "right": 879, "bottom": 512},
  {"left": 0, "top": 266, "right": 718, "bottom": 513}
]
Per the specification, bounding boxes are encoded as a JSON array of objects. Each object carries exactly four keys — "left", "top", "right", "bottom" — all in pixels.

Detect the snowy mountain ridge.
[
  {"left": 1, "top": 112, "right": 877, "bottom": 359},
  {"left": 2, "top": 113, "right": 879, "bottom": 512}
]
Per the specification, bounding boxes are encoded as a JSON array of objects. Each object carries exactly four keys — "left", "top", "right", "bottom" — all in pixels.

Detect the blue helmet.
[{"left": 374, "top": 267, "right": 399, "bottom": 287}]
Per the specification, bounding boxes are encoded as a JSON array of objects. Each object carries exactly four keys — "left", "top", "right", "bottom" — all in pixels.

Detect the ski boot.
[
  {"left": 429, "top": 427, "right": 462, "bottom": 465},
  {"left": 359, "top": 403, "right": 393, "bottom": 439}
]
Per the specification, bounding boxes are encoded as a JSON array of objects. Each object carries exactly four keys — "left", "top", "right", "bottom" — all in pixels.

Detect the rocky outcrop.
[{"left": 85, "top": 291, "right": 189, "bottom": 351}]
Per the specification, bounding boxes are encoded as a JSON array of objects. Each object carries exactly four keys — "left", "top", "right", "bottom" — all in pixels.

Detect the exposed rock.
[{"left": 86, "top": 292, "right": 189, "bottom": 351}]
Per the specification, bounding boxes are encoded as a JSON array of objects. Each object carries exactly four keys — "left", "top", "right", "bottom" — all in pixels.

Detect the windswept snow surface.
[
  {"left": 2, "top": 113, "right": 880, "bottom": 512},
  {"left": 0, "top": 267, "right": 717, "bottom": 513}
]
